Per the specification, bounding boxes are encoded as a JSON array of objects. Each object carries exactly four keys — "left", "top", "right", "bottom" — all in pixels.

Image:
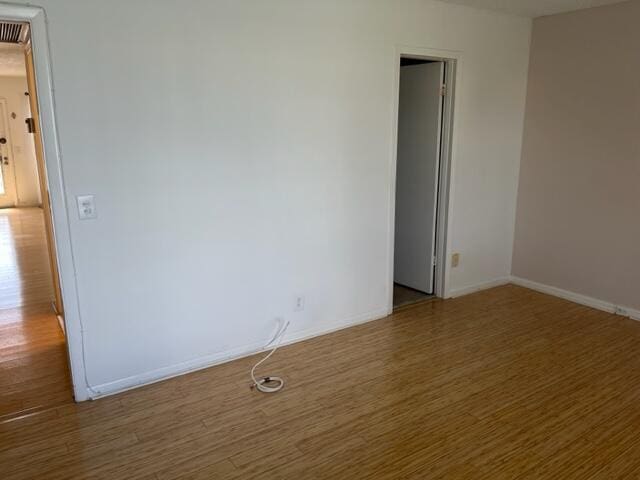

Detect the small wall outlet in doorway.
[{"left": 451, "top": 253, "right": 460, "bottom": 268}]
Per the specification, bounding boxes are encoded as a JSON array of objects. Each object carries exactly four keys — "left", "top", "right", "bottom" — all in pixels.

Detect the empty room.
[{"left": 1, "top": 0, "right": 639, "bottom": 478}]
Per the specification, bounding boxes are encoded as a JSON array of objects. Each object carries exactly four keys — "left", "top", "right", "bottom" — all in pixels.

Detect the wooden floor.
[
  {"left": 0, "top": 208, "right": 55, "bottom": 309},
  {"left": 3, "top": 284, "right": 640, "bottom": 479},
  {"left": 0, "top": 208, "right": 72, "bottom": 418}
]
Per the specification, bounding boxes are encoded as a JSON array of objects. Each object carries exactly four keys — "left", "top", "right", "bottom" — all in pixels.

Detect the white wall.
[
  {"left": 0, "top": 75, "right": 41, "bottom": 206},
  {"left": 18, "top": 0, "right": 531, "bottom": 396}
]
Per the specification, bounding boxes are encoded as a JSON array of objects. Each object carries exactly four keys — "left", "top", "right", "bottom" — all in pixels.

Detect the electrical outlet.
[
  {"left": 451, "top": 253, "right": 460, "bottom": 268},
  {"left": 294, "top": 295, "right": 305, "bottom": 312},
  {"left": 76, "top": 195, "right": 97, "bottom": 220}
]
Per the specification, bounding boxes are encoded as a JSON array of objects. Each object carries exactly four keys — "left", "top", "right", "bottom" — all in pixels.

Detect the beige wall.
[{"left": 513, "top": 0, "right": 640, "bottom": 310}]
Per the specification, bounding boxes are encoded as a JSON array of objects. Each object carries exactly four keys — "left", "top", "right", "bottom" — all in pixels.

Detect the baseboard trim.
[
  {"left": 87, "top": 306, "right": 390, "bottom": 400},
  {"left": 83, "top": 276, "right": 640, "bottom": 400},
  {"left": 57, "top": 315, "right": 65, "bottom": 335},
  {"left": 510, "top": 276, "right": 640, "bottom": 322},
  {"left": 448, "top": 276, "right": 512, "bottom": 298}
]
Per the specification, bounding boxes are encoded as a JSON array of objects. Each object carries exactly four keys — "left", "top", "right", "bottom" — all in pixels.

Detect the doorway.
[
  {"left": 0, "top": 20, "right": 72, "bottom": 418},
  {"left": 392, "top": 54, "right": 455, "bottom": 309}
]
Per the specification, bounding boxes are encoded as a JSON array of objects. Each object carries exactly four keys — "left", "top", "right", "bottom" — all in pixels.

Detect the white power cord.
[{"left": 250, "top": 319, "right": 290, "bottom": 393}]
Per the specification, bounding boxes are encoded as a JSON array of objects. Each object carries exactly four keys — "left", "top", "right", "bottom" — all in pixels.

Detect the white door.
[
  {"left": 394, "top": 61, "right": 444, "bottom": 294},
  {"left": 0, "top": 99, "right": 17, "bottom": 208}
]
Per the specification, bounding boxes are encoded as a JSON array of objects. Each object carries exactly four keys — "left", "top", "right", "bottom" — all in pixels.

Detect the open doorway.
[
  {"left": 392, "top": 54, "right": 455, "bottom": 309},
  {"left": 0, "top": 21, "right": 71, "bottom": 418}
]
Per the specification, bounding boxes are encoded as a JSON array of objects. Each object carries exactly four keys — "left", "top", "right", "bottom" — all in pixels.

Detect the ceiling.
[
  {"left": 0, "top": 43, "right": 25, "bottom": 77},
  {"left": 437, "top": 0, "right": 628, "bottom": 17}
]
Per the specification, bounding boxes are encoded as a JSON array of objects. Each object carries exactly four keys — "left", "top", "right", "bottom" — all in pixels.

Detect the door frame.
[
  {"left": 0, "top": 4, "right": 89, "bottom": 401},
  {"left": 0, "top": 97, "right": 18, "bottom": 207},
  {"left": 387, "top": 45, "right": 461, "bottom": 312},
  {"left": 25, "top": 39, "right": 65, "bottom": 316}
]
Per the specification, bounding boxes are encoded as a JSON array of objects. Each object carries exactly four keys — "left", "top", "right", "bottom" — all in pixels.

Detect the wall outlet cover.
[{"left": 76, "top": 194, "right": 97, "bottom": 220}]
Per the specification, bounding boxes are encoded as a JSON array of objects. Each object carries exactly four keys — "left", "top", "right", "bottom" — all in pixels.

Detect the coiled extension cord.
[{"left": 250, "top": 319, "right": 290, "bottom": 393}]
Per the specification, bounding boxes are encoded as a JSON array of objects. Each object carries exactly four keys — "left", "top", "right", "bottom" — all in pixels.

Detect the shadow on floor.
[{"left": 393, "top": 283, "right": 433, "bottom": 309}]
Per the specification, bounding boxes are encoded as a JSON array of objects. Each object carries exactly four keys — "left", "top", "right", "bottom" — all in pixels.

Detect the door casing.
[
  {"left": 388, "top": 46, "right": 460, "bottom": 313},
  {"left": 24, "top": 41, "right": 64, "bottom": 316}
]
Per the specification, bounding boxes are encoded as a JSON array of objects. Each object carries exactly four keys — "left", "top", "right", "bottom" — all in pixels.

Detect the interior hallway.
[{"left": 0, "top": 208, "right": 72, "bottom": 419}]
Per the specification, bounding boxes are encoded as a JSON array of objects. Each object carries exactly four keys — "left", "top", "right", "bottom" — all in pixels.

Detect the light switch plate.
[{"left": 76, "top": 195, "right": 97, "bottom": 220}]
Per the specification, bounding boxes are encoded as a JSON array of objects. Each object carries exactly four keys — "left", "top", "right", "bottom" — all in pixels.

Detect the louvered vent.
[{"left": 0, "top": 22, "right": 27, "bottom": 44}]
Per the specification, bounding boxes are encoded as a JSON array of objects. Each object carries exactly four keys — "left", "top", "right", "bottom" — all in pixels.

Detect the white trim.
[
  {"left": 449, "top": 276, "right": 512, "bottom": 298},
  {"left": 0, "top": 3, "right": 90, "bottom": 401},
  {"left": 387, "top": 45, "right": 463, "bottom": 313},
  {"left": 87, "top": 306, "right": 390, "bottom": 399},
  {"left": 511, "top": 276, "right": 640, "bottom": 321},
  {"left": 434, "top": 58, "right": 457, "bottom": 300}
]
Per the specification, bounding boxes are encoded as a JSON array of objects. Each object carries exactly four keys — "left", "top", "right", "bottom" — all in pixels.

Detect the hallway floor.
[
  {"left": 393, "top": 283, "right": 432, "bottom": 309},
  {"left": 0, "top": 208, "right": 72, "bottom": 419}
]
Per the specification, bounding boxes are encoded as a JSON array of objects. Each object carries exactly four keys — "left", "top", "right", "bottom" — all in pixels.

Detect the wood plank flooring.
[
  {"left": 0, "top": 208, "right": 72, "bottom": 418},
  {"left": 0, "top": 208, "right": 55, "bottom": 309},
  {"left": 3, "top": 284, "right": 640, "bottom": 479}
]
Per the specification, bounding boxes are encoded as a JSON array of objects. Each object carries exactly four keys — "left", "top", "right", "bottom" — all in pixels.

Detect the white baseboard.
[
  {"left": 84, "top": 276, "right": 640, "bottom": 400},
  {"left": 87, "top": 306, "right": 390, "bottom": 399},
  {"left": 448, "top": 276, "right": 512, "bottom": 298},
  {"left": 510, "top": 276, "right": 640, "bottom": 321}
]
